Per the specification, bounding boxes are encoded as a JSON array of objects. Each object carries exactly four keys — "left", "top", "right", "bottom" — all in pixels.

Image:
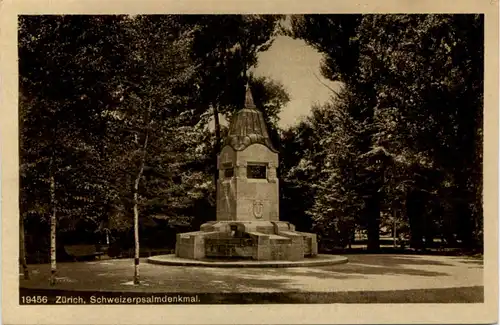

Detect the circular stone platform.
[{"left": 147, "top": 254, "right": 348, "bottom": 268}]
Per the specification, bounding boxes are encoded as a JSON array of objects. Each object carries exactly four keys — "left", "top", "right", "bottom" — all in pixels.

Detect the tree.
[
  {"left": 19, "top": 15, "right": 129, "bottom": 284},
  {"left": 355, "top": 14, "right": 484, "bottom": 249},
  {"left": 180, "top": 15, "right": 285, "bottom": 183},
  {"left": 101, "top": 15, "right": 200, "bottom": 283},
  {"left": 289, "top": 14, "right": 383, "bottom": 250},
  {"left": 19, "top": 214, "right": 29, "bottom": 279},
  {"left": 288, "top": 14, "right": 483, "bottom": 251}
]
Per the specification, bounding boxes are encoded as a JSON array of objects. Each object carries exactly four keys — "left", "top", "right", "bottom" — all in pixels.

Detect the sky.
[
  {"left": 205, "top": 34, "right": 341, "bottom": 131},
  {"left": 253, "top": 35, "right": 341, "bottom": 129}
]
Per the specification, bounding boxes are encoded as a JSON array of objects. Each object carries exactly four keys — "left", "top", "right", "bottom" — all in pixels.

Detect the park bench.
[{"left": 64, "top": 244, "right": 105, "bottom": 261}]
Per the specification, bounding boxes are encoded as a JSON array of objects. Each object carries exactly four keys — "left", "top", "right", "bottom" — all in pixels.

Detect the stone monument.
[{"left": 175, "top": 85, "right": 318, "bottom": 261}]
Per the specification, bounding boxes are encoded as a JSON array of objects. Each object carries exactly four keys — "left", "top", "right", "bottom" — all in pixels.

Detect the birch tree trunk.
[
  {"left": 393, "top": 209, "right": 397, "bottom": 248},
  {"left": 19, "top": 215, "right": 29, "bottom": 279},
  {"left": 213, "top": 104, "right": 221, "bottom": 152},
  {"left": 49, "top": 172, "right": 57, "bottom": 286},
  {"left": 133, "top": 130, "right": 149, "bottom": 285},
  {"left": 212, "top": 103, "right": 221, "bottom": 185}
]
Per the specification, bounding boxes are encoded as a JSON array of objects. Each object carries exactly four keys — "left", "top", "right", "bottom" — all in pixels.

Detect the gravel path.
[{"left": 20, "top": 254, "right": 482, "bottom": 293}]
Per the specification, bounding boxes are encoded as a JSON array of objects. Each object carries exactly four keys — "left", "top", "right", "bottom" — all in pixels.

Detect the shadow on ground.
[
  {"left": 312, "top": 255, "right": 456, "bottom": 277},
  {"left": 323, "top": 246, "right": 483, "bottom": 257}
]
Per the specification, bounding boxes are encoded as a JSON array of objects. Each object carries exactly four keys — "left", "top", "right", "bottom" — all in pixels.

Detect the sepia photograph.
[{"left": 1, "top": 1, "right": 498, "bottom": 324}]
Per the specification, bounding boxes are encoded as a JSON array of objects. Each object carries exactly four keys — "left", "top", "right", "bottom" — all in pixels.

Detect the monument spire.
[{"left": 244, "top": 83, "right": 256, "bottom": 109}]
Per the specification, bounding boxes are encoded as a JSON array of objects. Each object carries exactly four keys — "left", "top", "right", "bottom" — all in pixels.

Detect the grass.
[
  {"left": 321, "top": 246, "right": 483, "bottom": 257},
  {"left": 20, "top": 286, "right": 483, "bottom": 304}
]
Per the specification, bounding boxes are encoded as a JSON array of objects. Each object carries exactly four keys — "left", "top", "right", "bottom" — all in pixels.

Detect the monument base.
[
  {"left": 175, "top": 221, "right": 318, "bottom": 261},
  {"left": 148, "top": 254, "right": 347, "bottom": 267}
]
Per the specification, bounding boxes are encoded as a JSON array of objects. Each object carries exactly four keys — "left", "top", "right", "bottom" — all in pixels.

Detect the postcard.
[{"left": 1, "top": 0, "right": 498, "bottom": 324}]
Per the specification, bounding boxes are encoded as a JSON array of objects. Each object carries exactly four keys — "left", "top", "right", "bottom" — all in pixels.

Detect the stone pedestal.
[{"left": 175, "top": 220, "right": 317, "bottom": 261}]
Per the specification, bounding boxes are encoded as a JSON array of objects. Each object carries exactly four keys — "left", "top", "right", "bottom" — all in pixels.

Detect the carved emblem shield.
[{"left": 253, "top": 200, "right": 264, "bottom": 219}]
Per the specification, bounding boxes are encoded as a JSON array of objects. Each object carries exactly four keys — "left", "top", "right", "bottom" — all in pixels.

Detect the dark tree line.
[
  {"left": 19, "top": 14, "right": 483, "bottom": 283},
  {"left": 281, "top": 14, "right": 483, "bottom": 251}
]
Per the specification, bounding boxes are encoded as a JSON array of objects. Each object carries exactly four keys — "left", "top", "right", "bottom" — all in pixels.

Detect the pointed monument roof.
[
  {"left": 223, "top": 84, "right": 277, "bottom": 152},
  {"left": 244, "top": 83, "right": 256, "bottom": 108}
]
